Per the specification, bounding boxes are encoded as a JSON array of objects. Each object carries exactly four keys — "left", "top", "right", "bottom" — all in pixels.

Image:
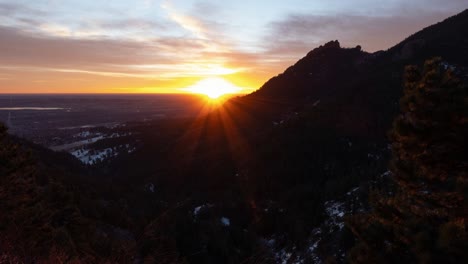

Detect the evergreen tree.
[
  {"left": 0, "top": 122, "right": 6, "bottom": 138},
  {"left": 348, "top": 58, "right": 468, "bottom": 263}
]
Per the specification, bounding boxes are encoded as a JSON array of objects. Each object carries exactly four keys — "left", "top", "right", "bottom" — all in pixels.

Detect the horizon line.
[{"left": 0, "top": 92, "right": 250, "bottom": 96}]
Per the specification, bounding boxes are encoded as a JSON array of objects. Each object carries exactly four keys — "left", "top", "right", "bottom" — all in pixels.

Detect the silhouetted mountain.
[
  {"left": 231, "top": 8, "right": 468, "bottom": 137},
  {"left": 252, "top": 40, "right": 367, "bottom": 101},
  {"left": 1, "top": 9, "right": 467, "bottom": 264},
  {"left": 387, "top": 9, "right": 468, "bottom": 64}
]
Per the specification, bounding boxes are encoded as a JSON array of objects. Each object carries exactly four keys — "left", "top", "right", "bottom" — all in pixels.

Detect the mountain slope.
[
  {"left": 387, "top": 9, "right": 468, "bottom": 64},
  {"left": 0, "top": 126, "right": 140, "bottom": 262},
  {"left": 1, "top": 9, "right": 468, "bottom": 264},
  {"left": 214, "top": 8, "right": 468, "bottom": 262},
  {"left": 229, "top": 9, "right": 468, "bottom": 137},
  {"left": 102, "top": 9, "right": 468, "bottom": 262}
]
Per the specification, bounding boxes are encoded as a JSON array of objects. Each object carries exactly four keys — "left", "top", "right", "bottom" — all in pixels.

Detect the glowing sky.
[{"left": 0, "top": 0, "right": 466, "bottom": 94}]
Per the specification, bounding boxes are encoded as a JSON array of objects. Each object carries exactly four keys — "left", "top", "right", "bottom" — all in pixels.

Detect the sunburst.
[{"left": 183, "top": 77, "right": 243, "bottom": 99}]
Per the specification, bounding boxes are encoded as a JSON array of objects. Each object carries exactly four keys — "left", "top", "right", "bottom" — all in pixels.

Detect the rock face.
[{"left": 250, "top": 40, "right": 368, "bottom": 102}]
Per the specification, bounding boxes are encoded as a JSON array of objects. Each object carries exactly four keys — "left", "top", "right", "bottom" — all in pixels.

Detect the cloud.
[
  {"left": 0, "top": 2, "right": 47, "bottom": 17},
  {"left": 0, "top": 24, "right": 262, "bottom": 82},
  {"left": 263, "top": 9, "right": 465, "bottom": 54},
  {"left": 96, "top": 18, "right": 167, "bottom": 31},
  {"left": 191, "top": 1, "right": 223, "bottom": 18},
  {"left": 162, "top": 1, "right": 207, "bottom": 39},
  {"left": 161, "top": 0, "right": 232, "bottom": 52},
  {"left": 38, "top": 23, "right": 73, "bottom": 37},
  {"left": 0, "top": 1, "right": 294, "bottom": 92},
  {"left": 0, "top": 25, "right": 223, "bottom": 82},
  {"left": 0, "top": 1, "right": 169, "bottom": 41},
  {"left": 1, "top": 0, "right": 465, "bottom": 93},
  {"left": 0, "top": 26, "right": 165, "bottom": 67}
]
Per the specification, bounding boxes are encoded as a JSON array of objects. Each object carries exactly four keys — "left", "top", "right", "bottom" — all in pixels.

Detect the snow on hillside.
[
  {"left": 71, "top": 144, "right": 136, "bottom": 165},
  {"left": 50, "top": 129, "right": 138, "bottom": 165},
  {"left": 266, "top": 184, "right": 368, "bottom": 264},
  {"left": 220, "top": 217, "right": 230, "bottom": 226}
]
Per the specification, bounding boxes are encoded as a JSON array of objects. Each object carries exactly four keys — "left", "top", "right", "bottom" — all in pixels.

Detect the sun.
[{"left": 183, "top": 77, "right": 243, "bottom": 99}]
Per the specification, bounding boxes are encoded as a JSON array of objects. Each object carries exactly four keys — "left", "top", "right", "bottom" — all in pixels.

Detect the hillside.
[
  {"left": 0, "top": 9, "right": 467, "bottom": 264},
  {"left": 233, "top": 8, "right": 468, "bottom": 137},
  {"left": 0, "top": 124, "right": 139, "bottom": 262}
]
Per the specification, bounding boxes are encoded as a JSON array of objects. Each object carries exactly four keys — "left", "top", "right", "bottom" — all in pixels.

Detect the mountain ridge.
[
  {"left": 225, "top": 8, "right": 468, "bottom": 138},
  {"left": 0, "top": 8, "right": 467, "bottom": 264}
]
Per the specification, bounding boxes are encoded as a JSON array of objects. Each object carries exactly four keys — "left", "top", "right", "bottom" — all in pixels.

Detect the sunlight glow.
[{"left": 182, "top": 77, "right": 243, "bottom": 99}]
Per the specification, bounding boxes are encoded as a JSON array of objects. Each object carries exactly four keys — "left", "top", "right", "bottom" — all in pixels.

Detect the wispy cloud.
[
  {"left": 160, "top": 0, "right": 231, "bottom": 54},
  {"left": 0, "top": 2, "right": 47, "bottom": 17},
  {"left": 162, "top": 3, "right": 208, "bottom": 39},
  {"left": 0, "top": 25, "right": 252, "bottom": 81},
  {"left": 263, "top": 8, "right": 466, "bottom": 53},
  {"left": 0, "top": 0, "right": 466, "bottom": 93}
]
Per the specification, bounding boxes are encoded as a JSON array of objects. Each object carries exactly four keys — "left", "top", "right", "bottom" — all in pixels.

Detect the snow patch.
[
  {"left": 71, "top": 147, "right": 114, "bottom": 165},
  {"left": 70, "top": 144, "right": 136, "bottom": 165},
  {"left": 367, "top": 153, "right": 381, "bottom": 160},
  {"left": 193, "top": 204, "right": 213, "bottom": 217},
  {"left": 324, "top": 200, "right": 346, "bottom": 230},
  {"left": 220, "top": 217, "right": 230, "bottom": 226},
  {"left": 146, "top": 183, "right": 155, "bottom": 193}
]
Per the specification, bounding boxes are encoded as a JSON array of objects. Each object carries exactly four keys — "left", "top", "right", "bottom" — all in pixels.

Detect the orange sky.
[
  {"left": 0, "top": 1, "right": 465, "bottom": 94},
  {"left": 0, "top": 65, "right": 274, "bottom": 94}
]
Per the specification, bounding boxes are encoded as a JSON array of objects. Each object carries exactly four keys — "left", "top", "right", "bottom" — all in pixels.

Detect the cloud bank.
[{"left": 0, "top": 0, "right": 466, "bottom": 93}]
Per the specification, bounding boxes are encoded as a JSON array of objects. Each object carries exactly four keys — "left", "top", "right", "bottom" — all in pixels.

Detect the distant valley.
[{"left": 0, "top": 94, "right": 207, "bottom": 164}]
